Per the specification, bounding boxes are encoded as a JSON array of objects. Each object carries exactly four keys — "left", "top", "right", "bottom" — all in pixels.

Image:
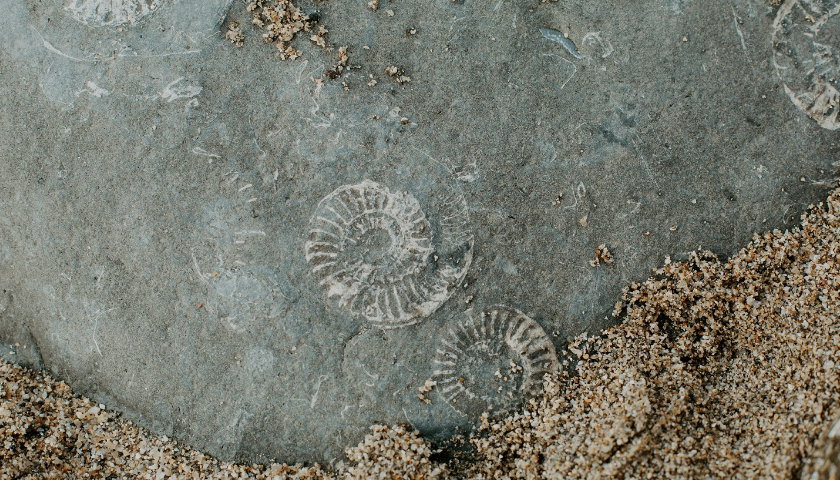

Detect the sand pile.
[
  {"left": 466, "top": 187, "right": 840, "bottom": 479},
  {"left": 2, "top": 188, "right": 839, "bottom": 479}
]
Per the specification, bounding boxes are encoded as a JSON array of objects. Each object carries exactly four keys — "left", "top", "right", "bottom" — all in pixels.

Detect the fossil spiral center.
[
  {"left": 340, "top": 212, "right": 411, "bottom": 282},
  {"left": 461, "top": 341, "right": 524, "bottom": 405},
  {"left": 349, "top": 215, "right": 401, "bottom": 262}
]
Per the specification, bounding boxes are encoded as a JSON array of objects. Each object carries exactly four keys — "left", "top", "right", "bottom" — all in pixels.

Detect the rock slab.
[{"left": 0, "top": 0, "right": 837, "bottom": 464}]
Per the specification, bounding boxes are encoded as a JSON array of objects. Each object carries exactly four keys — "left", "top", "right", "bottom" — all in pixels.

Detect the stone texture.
[{"left": 0, "top": 0, "right": 837, "bottom": 465}]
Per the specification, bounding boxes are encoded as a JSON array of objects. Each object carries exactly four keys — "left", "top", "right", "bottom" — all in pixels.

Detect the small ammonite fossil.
[
  {"left": 773, "top": 0, "right": 840, "bottom": 130},
  {"left": 64, "top": 0, "right": 162, "bottom": 27},
  {"left": 305, "top": 180, "right": 471, "bottom": 329},
  {"left": 432, "top": 306, "right": 558, "bottom": 414}
]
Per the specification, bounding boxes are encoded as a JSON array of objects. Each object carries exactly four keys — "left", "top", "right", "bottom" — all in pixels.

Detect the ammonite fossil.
[
  {"left": 773, "top": 0, "right": 840, "bottom": 130},
  {"left": 432, "top": 306, "right": 558, "bottom": 414},
  {"left": 64, "top": 0, "right": 162, "bottom": 27},
  {"left": 305, "top": 180, "right": 472, "bottom": 329}
]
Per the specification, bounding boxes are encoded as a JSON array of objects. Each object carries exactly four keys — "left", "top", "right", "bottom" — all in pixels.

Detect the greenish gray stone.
[{"left": 0, "top": 0, "right": 837, "bottom": 465}]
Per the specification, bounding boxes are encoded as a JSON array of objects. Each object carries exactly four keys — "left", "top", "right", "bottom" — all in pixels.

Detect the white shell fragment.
[
  {"left": 432, "top": 306, "right": 558, "bottom": 414},
  {"left": 305, "top": 180, "right": 472, "bottom": 329},
  {"left": 65, "top": 0, "right": 161, "bottom": 27},
  {"left": 773, "top": 0, "right": 840, "bottom": 130}
]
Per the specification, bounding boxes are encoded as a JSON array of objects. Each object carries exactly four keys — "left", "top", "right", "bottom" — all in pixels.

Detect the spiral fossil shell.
[
  {"left": 432, "top": 306, "right": 558, "bottom": 414},
  {"left": 64, "top": 0, "right": 161, "bottom": 27},
  {"left": 305, "top": 180, "right": 472, "bottom": 328},
  {"left": 773, "top": 0, "right": 840, "bottom": 130}
]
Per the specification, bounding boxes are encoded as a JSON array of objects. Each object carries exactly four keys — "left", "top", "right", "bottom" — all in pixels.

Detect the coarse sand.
[{"left": 2, "top": 187, "right": 840, "bottom": 479}]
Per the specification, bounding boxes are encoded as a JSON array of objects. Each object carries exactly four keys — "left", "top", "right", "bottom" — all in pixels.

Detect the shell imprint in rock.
[
  {"left": 773, "top": 0, "right": 840, "bottom": 130},
  {"left": 64, "top": 0, "right": 161, "bottom": 27},
  {"left": 432, "top": 306, "right": 558, "bottom": 415},
  {"left": 305, "top": 180, "right": 472, "bottom": 329}
]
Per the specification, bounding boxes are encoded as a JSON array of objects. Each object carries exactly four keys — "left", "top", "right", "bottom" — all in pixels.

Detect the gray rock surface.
[{"left": 0, "top": 0, "right": 838, "bottom": 465}]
